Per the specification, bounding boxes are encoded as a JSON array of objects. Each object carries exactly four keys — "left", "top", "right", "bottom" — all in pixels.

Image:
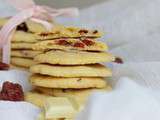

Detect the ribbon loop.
[{"left": 0, "top": 0, "right": 79, "bottom": 64}]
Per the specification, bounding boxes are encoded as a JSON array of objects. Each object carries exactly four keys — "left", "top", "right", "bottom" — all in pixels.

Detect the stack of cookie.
[
  {"left": 0, "top": 17, "right": 50, "bottom": 69},
  {"left": 27, "top": 26, "right": 117, "bottom": 110}
]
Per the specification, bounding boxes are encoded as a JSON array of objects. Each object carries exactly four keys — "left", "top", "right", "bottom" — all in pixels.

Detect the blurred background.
[{"left": 35, "top": 0, "right": 108, "bottom": 9}]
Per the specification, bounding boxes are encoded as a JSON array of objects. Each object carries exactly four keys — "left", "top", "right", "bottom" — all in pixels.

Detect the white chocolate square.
[{"left": 45, "top": 97, "right": 78, "bottom": 119}]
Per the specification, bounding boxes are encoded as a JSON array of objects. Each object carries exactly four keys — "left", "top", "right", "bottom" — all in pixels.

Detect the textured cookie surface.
[
  {"left": 37, "top": 25, "right": 102, "bottom": 40},
  {"left": 0, "top": 17, "right": 49, "bottom": 33},
  {"left": 30, "top": 74, "right": 107, "bottom": 89},
  {"left": 12, "top": 31, "right": 37, "bottom": 43},
  {"left": 25, "top": 92, "right": 52, "bottom": 108},
  {"left": 35, "top": 86, "right": 112, "bottom": 104},
  {"left": 33, "top": 38, "right": 107, "bottom": 52},
  {"left": 30, "top": 64, "right": 112, "bottom": 77},
  {"left": 34, "top": 50, "right": 115, "bottom": 65},
  {"left": 11, "top": 50, "right": 42, "bottom": 58},
  {"left": 11, "top": 57, "right": 36, "bottom": 68},
  {"left": 11, "top": 42, "right": 34, "bottom": 50},
  {"left": 10, "top": 64, "right": 28, "bottom": 71},
  {"left": 35, "top": 86, "right": 111, "bottom": 97}
]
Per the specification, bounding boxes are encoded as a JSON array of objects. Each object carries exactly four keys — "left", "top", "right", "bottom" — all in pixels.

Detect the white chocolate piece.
[
  {"left": 45, "top": 97, "right": 78, "bottom": 119},
  {"left": 37, "top": 112, "right": 74, "bottom": 120}
]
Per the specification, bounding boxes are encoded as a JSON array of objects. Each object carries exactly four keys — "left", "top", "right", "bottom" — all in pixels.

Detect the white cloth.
[
  {"left": 0, "top": 101, "right": 40, "bottom": 120},
  {"left": 76, "top": 78, "right": 160, "bottom": 120},
  {"left": 74, "top": 0, "right": 160, "bottom": 119},
  {"left": 1, "top": 0, "right": 160, "bottom": 119}
]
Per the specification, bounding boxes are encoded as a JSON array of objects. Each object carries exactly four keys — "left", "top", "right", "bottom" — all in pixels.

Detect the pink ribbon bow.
[{"left": 0, "top": 0, "right": 79, "bottom": 64}]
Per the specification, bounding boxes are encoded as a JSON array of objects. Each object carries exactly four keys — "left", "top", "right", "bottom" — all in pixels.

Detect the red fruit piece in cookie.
[
  {"left": 56, "top": 39, "right": 71, "bottom": 46},
  {"left": 73, "top": 42, "right": 85, "bottom": 48},
  {"left": 0, "top": 81, "right": 24, "bottom": 101},
  {"left": 82, "top": 39, "right": 95, "bottom": 46},
  {"left": 93, "top": 30, "right": 98, "bottom": 34},
  {"left": 78, "top": 29, "right": 88, "bottom": 34}
]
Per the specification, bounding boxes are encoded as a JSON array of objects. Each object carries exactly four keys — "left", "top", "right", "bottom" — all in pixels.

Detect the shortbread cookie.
[
  {"left": 35, "top": 86, "right": 112, "bottom": 104},
  {"left": 35, "top": 86, "right": 112, "bottom": 97},
  {"left": 30, "top": 74, "right": 107, "bottom": 89},
  {"left": 0, "top": 17, "right": 50, "bottom": 33},
  {"left": 34, "top": 50, "right": 115, "bottom": 65},
  {"left": 33, "top": 38, "right": 108, "bottom": 51},
  {"left": 11, "top": 50, "right": 43, "bottom": 58},
  {"left": 11, "top": 57, "right": 36, "bottom": 68},
  {"left": 25, "top": 92, "right": 52, "bottom": 108},
  {"left": 36, "top": 25, "right": 102, "bottom": 40},
  {"left": 30, "top": 64, "right": 112, "bottom": 77},
  {"left": 12, "top": 31, "right": 37, "bottom": 43},
  {"left": 10, "top": 64, "right": 28, "bottom": 71},
  {"left": 11, "top": 42, "right": 34, "bottom": 50}
]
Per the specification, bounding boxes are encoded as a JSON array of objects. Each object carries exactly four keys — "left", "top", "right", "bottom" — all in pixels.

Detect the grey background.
[{"left": 35, "top": 0, "right": 108, "bottom": 9}]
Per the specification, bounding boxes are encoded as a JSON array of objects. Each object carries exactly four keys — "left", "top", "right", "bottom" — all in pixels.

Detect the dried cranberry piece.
[
  {"left": 0, "top": 62, "right": 9, "bottom": 70},
  {"left": 73, "top": 42, "right": 85, "bottom": 48},
  {"left": 56, "top": 39, "right": 71, "bottom": 46},
  {"left": 114, "top": 57, "right": 123, "bottom": 64},
  {"left": 93, "top": 30, "right": 98, "bottom": 34},
  {"left": 78, "top": 29, "right": 88, "bottom": 34},
  {"left": 82, "top": 39, "right": 95, "bottom": 46},
  {"left": 16, "top": 22, "right": 28, "bottom": 32},
  {"left": 39, "top": 32, "right": 56, "bottom": 37},
  {"left": 0, "top": 81, "right": 24, "bottom": 101}
]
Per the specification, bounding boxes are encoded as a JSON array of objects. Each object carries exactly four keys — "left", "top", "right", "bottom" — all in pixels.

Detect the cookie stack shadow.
[{"left": 26, "top": 26, "right": 117, "bottom": 110}]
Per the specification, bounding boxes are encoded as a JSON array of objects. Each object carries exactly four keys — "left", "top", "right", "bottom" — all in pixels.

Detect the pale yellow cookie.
[
  {"left": 10, "top": 64, "right": 28, "bottom": 71},
  {"left": 11, "top": 42, "right": 34, "bottom": 50},
  {"left": 0, "top": 17, "right": 51, "bottom": 33},
  {"left": 12, "top": 31, "right": 37, "bottom": 43},
  {"left": 11, "top": 57, "right": 36, "bottom": 68},
  {"left": 32, "top": 39, "right": 108, "bottom": 52},
  {"left": 26, "top": 20, "right": 50, "bottom": 33},
  {"left": 35, "top": 86, "right": 112, "bottom": 105},
  {"left": 25, "top": 92, "right": 52, "bottom": 108},
  {"left": 35, "top": 86, "right": 112, "bottom": 98},
  {"left": 30, "top": 64, "right": 112, "bottom": 77},
  {"left": 11, "top": 50, "right": 43, "bottom": 58},
  {"left": 30, "top": 74, "right": 107, "bottom": 89},
  {"left": 0, "top": 17, "right": 8, "bottom": 27},
  {"left": 34, "top": 50, "right": 115, "bottom": 65},
  {"left": 36, "top": 25, "right": 102, "bottom": 40}
]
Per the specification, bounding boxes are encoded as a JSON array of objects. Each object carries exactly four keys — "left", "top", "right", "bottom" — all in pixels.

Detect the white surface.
[
  {"left": 0, "top": 101, "right": 40, "bottom": 120},
  {"left": 0, "top": 0, "right": 160, "bottom": 119},
  {"left": 76, "top": 78, "right": 160, "bottom": 120}
]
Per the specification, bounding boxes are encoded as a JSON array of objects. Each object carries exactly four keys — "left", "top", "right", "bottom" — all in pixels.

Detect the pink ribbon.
[{"left": 0, "top": 0, "right": 79, "bottom": 64}]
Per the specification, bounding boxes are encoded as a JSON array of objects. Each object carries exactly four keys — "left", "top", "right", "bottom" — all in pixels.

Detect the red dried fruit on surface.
[
  {"left": 73, "top": 42, "right": 85, "bottom": 48},
  {"left": 0, "top": 81, "right": 24, "bottom": 101},
  {"left": 114, "top": 57, "right": 123, "bottom": 64},
  {"left": 93, "top": 30, "right": 98, "bottom": 34},
  {"left": 0, "top": 62, "right": 9, "bottom": 70},
  {"left": 38, "top": 32, "right": 48, "bottom": 36},
  {"left": 39, "top": 32, "right": 56, "bottom": 37},
  {"left": 78, "top": 29, "right": 88, "bottom": 34},
  {"left": 82, "top": 39, "right": 95, "bottom": 46},
  {"left": 56, "top": 39, "right": 71, "bottom": 46}
]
